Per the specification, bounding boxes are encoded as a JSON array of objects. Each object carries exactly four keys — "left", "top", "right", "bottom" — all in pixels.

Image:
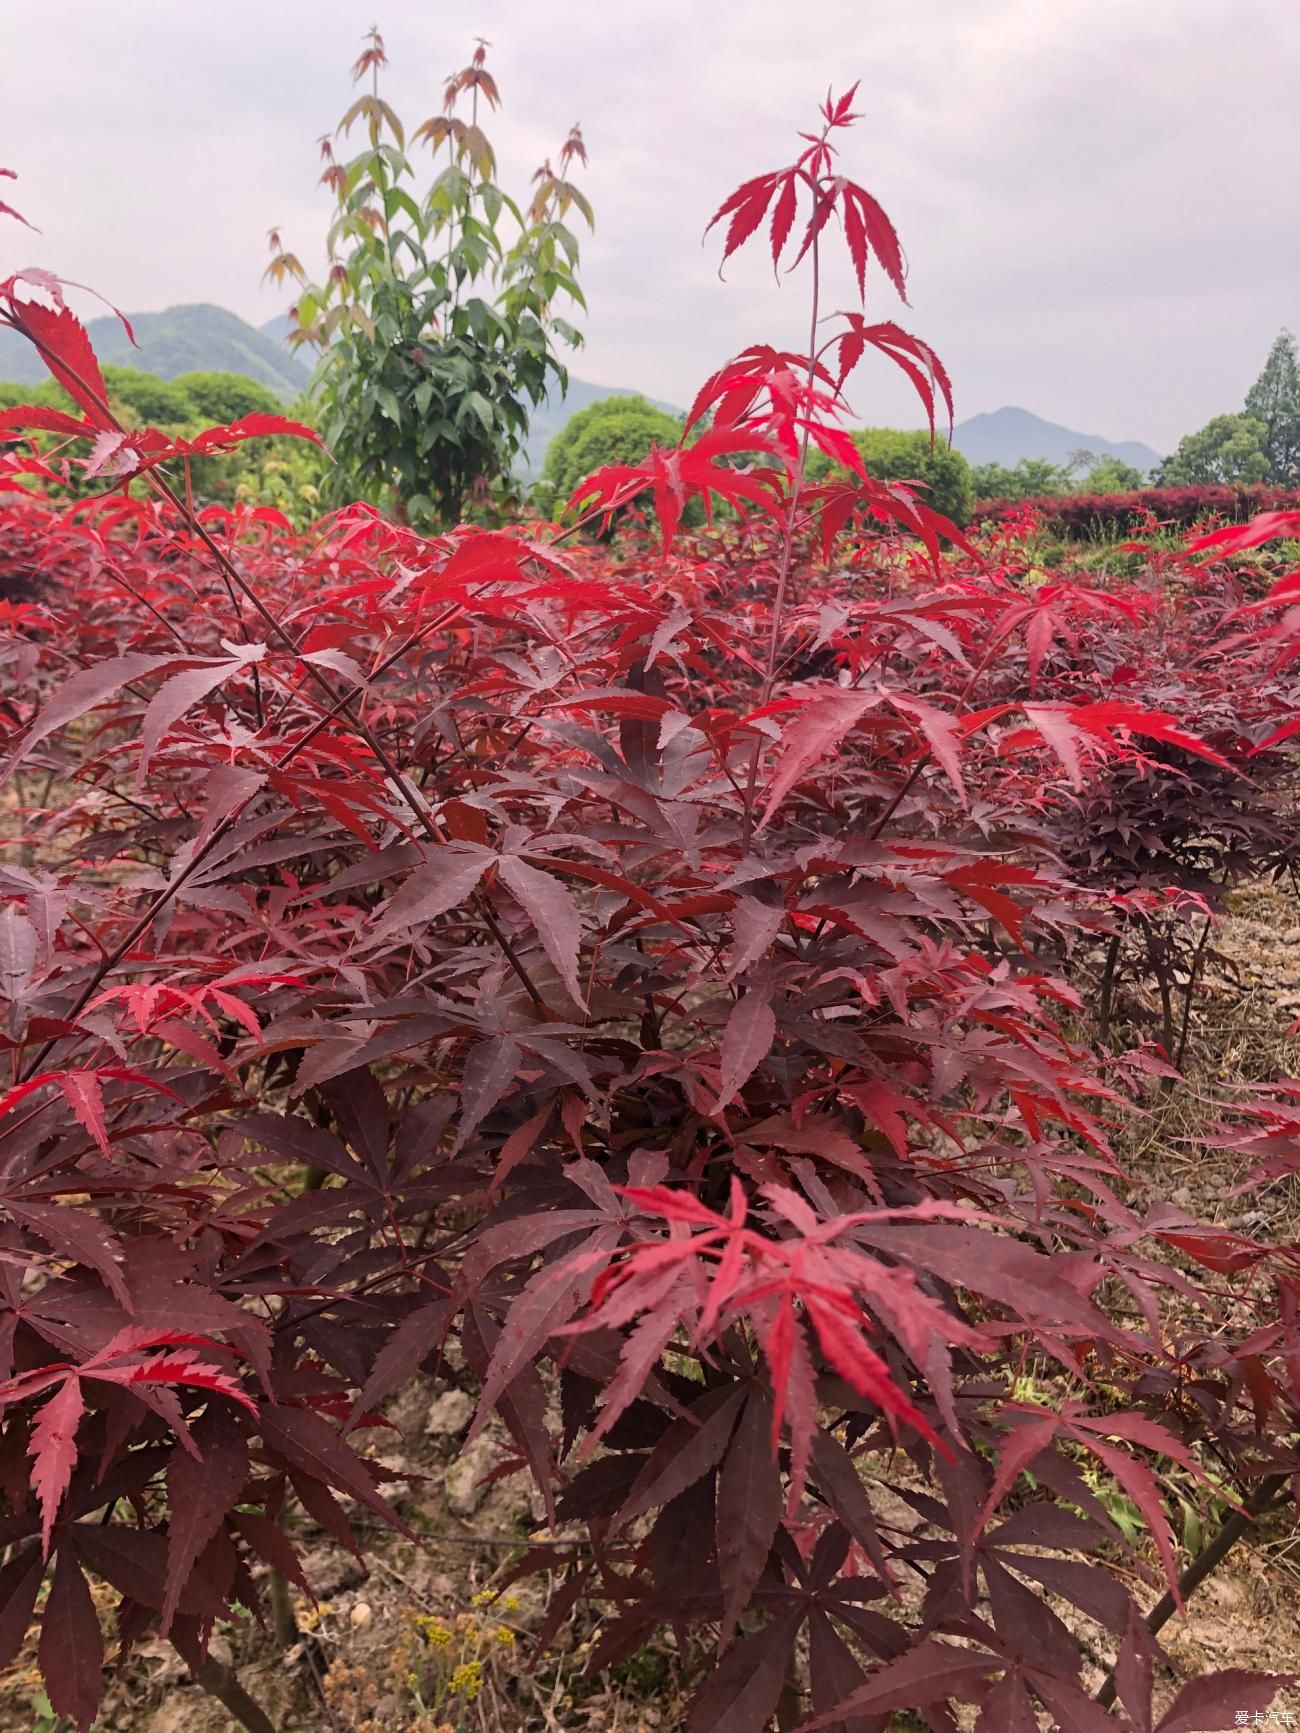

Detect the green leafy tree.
[
  {"left": 1077, "top": 453, "right": 1145, "bottom": 493},
  {"left": 1245, "top": 329, "right": 1300, "bottom": 485},
  {"left": 539, "top": 395, "right": 683, "bottom": 512},
  {"left": 970, "top": 457, "right": 1073, "bottom": 500},
  {"left": 169, "top": 374, "right": 323, "bottom": 520},
  {"left": 22, "top": 366, "right": 196, "bottom": 427},
  {"left": 172, "top": 371, "right": 283, "bottom": 424},
  {"left": 223, "top": 444, "right": 324, "bottom": 524},
  {"left": 1065, "top": 448, "right": 1145, "bottom": 491},
  {"left": 1, "top": 368, "right": 322, "bottom": 521},
  {"left": 268, "top": 29, "right": 592, "bottom": 527},
  {"left": 0, "top": 378, "right": 57, "bottom": 412},
  {"left": 811, "top": 427, "right": 972, "bottom": 523},
  {"left": 99, "top": 367, "right": 196, "bottom": 426},
  {"left": 3, "top": 368, "right": 287, "bottom": 429},
  {"left": 1158, "top": 413, "right": 1270, "bottom": 487}
]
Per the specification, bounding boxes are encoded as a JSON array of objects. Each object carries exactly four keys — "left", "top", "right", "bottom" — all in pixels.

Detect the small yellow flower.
[
  {"left": 417, "top": 1618, "right": 453, "bottom": 1649},
  {"left": 492, "top": 1626, "right": 516, "bottom": 1647},
  {"left": 470, "top": 1588, "right": 498, "bottom": 1608},
  {"left": 449, "top": 1660, "right": 483, "bottom": 1700},
  {"left": 501, "top": 1595, "right": 521, "bottom": 1613}
]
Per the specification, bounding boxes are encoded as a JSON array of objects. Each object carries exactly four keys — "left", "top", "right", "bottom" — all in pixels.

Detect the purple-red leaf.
[
  {"left": 500, "top": 854, "right": 586, "bottom": 1005},
  {"left": 0, "top": 1546, "right": 43, "bottom": 1668},
  {"left": 716, "top": 1388, "right": 782, "bottom": 1645},
  {"left": 30, "top": 1378, "right": 83, "bottom": 1555},
  {"left": 1155, "top": 1671, "right": 1298, "bottom": 1733},
  {"left": 799, "top": 1638, "right": 1000, "bottom": 1728},
  {"left": 617, "top": 1386, "right": 745, "bottom": 1528},
  {"left": 139, "top": 658, "right": 251, "bottom": 778},
  {"left": 163, "top": 1405, "right": 249, "bottom": 1634},
  {"left": 759, "top": 690, "right": 883, "bottom": 829},
  {"left": 714, "top": 990, "right": 776, "bottom": 1110},
  {"left": 259, "top": 1404, "right": 408, "bottom": 1536},
  {"left": 3, "top": 652, "right": 177, "bottom": 775},
  {"left": 371, "top": 845, "right": 489, "bottom": 940},
  {"left": 686, "top": 1608, "right": 804, "bottom": 1733},
  {"left": 39, "top": 1544, "right": 103, "bottom": 1733}
]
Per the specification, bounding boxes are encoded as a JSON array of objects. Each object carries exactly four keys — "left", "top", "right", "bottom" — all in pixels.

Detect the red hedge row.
[{"left": 972, "top": 483, "right": 1300, "bottom": 538}]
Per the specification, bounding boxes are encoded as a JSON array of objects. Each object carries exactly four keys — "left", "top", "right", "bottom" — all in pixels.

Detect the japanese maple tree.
[{"left": 0, "top": 86, "right": 1297, "bottom": 1733}]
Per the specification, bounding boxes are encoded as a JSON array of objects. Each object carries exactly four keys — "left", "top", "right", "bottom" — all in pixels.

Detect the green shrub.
[
  {"left": 0, "top": 366, "right": 323, "bottom": 524},
  {"left": 6, "top": 365, "right": 194, "bottom": 427},
  {"left": 171, "top": 370, "right": 282, "bottom": 423},
  {"left": 1158, "top": 412, "right": 1270, "bottom": 487},
  {"left": 99, "top": 366, "right": 197, "bottom": 425},
  {"left": 1078, "top": 453, "right": 1145, "bottom": 493},
  {"left": 970, "top": 457, "right": 1072, "bottom": 500},
  {"left": 0, "top": 378, "right": 59, "bottom": 412},
  {"left": 540, "top": 394, "right": 684, "bottom": 513},
  {"left": 2, "top": 368, "right": 287, "bottom": 431},
  {"left": 811, "top": 426, "right": 973, "bottom": 524}
]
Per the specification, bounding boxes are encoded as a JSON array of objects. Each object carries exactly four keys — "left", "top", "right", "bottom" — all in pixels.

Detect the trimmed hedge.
[{"left": 971, "top": 482, "right": 1300, "bottom": 539}]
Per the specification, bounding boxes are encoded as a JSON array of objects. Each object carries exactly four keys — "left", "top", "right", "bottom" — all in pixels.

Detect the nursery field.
[{"left": 3, "top": 42, "right": 1300, "bottom": 1733}]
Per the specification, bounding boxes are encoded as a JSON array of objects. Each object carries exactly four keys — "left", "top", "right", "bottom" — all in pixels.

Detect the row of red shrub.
[{"left": 972, "top": 483, "right": 1300, "bottom": 537}]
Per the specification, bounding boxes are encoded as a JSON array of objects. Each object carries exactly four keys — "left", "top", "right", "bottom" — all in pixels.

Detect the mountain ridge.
[
  {"left": 0, "top": 303, "right": 310, "bottom": 399},
  {"left": 0, "top": 301, "right": 1164, "bottom": 474},
  {"left": 952, "top": 405, "right": 1162, "bottom": 475}
]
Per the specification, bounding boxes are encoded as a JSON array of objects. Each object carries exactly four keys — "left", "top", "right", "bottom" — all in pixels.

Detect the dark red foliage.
[
  {"left": 927, "top": 542, "right": 1300, "bottom": 1050},
  {"left": 972, "top": 483, "right": 1300, "bottom": 539},
  {"left": 0, "top": 124, "right": 1297, "bottom": 1733}
]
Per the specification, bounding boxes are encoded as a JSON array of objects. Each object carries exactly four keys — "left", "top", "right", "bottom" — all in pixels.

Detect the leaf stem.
[{"left": 740, "top": 186, "right": 825, "bottom": 846}]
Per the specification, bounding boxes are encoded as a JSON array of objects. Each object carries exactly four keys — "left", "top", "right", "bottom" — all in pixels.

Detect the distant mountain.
[
  {"left": 21, "top": 302, "right": 1164, "bottom": 483},
  {"left": 0, "top": 304, "right": 310, "bottom": 399},
  {"left": 953, "top": 407, "right": 1162, "bottom": 477}
]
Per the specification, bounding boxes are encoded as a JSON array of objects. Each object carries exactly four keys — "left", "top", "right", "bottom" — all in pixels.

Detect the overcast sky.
[{"left": 5, "top": 1, "right": 1297, "bottom": 453}]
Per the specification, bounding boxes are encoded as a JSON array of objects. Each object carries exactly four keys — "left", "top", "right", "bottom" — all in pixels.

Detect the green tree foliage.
[
  {"left": 270, "top": 30, "right": 592, "bottom": 527},
  {"left": 0, "top": 367, "right": 322, "bottom": 523},
  {"left": 811, "top": 427, "right": 973, "bottom": 523},
  {"left": 1, "top": 367, "right": 287, "bottom": 429},
  {"left": 975, "top": 451, "right": 1149, "bottom": 502},
  {"left": 98, "top": 366, "right": 196, "bottom": 426},
  {"left": 539, "top": 394, "right": 683, "bottom": 511},
  {"left": 1075, "top": 452, "right": 1146, "bottom": 493},
  {"left": 1245, "top": 329, "right": 1300, "bottom": 485},
  {"left": 0, "top": 378, "right": 57, "bottom": 411},
  {"left": 172, "top": 370, "right": 282, "bottom": 424},
  {"left": 223, "top": 444, "right": 323, "bottom": 523},
  {"left": 1158, "top": 413, "right": 1270, "bottom": 487},
  {"left": 970, "top": 457, "right": 1073, "bottom": 500}
]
